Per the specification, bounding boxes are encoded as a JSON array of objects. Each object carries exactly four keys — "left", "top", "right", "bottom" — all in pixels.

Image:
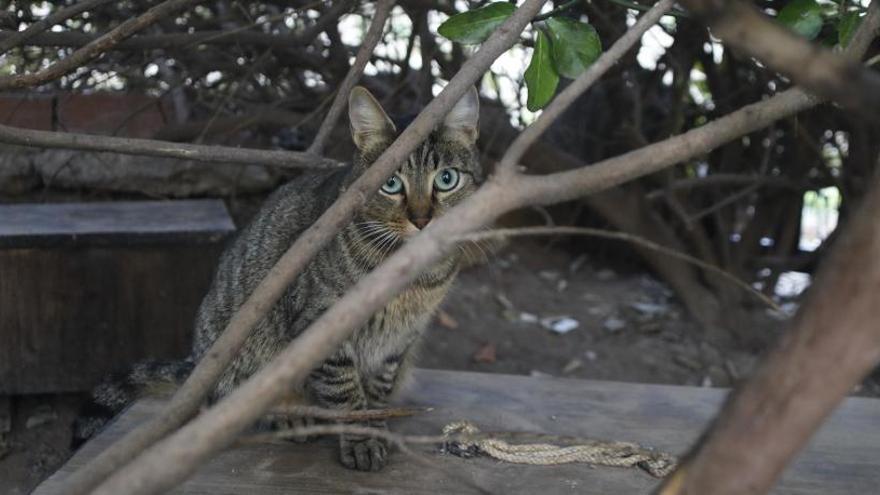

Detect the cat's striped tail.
[{"left": 71, "top": 358, "right": 194, "bottom": 449}]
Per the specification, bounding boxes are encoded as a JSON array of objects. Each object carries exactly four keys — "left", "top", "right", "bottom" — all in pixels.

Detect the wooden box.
[{"left": 0, "top": 200, "right": 235, "bottom": 394}]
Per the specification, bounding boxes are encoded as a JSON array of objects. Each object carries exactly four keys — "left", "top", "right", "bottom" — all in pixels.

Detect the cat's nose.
[{"left": 411, "top": 217, "right": 431, "bottom": 230}]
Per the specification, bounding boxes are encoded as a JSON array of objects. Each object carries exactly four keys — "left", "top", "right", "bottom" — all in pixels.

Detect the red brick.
[
  {"left": 0, "top": 95, "right": 53, "bottom": 131},
  {"left": 56, "top": 93, "right": 171, "bottom": 138}
]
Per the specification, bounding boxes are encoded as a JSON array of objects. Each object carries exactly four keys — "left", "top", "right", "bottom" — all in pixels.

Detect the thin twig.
[
  {"left": 685, "top": 182, "right": 763, "bottom": 224},
  {"left": 0, "top": 0, "right": 115, "bottom": 56},
  {"left": 241, "top": 422, "right": 494, "bottom": 494},
  {"left": 72, "top": 2, "right": 880, "bottom": 494},
  {"left": 604, "top": 0, "right": 691, "bottom": 18},
  {"left": 658, "top": 175, "right": 880, "bottom": 495},
  {"left": 75, "top": 3, "right": 551, "bottom": 495},
  {"left": 458, "top": 226, "right": 780, "bottom": 311},
  {"left": 0, "top": 123, "right": 338, "bottom": 169},
  {"left": 0, "top": 0, "right": 207, "bottom": 90},
  {"left": 496, "top": 0, "right": 675, "bottom": 178},
  {"left": 677, "top": 0, "right": 880, "bottom": 119},
  {"left": 267, "top": 404, "right": 430, "bottom": 422},
  {"left": 308, "top": 0, "right": 396, "bottom": 155},
  {"left": 533, "top": 0, "right": 581, "bottom": 22}
]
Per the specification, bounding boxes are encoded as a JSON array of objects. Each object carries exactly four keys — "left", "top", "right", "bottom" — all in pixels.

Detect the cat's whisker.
[{"left": 360, "top": 229, "right": 397, "bottom": 267}]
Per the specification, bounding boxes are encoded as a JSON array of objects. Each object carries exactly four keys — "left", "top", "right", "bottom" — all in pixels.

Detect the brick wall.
[{"left": 0, "top": 93, "right": 170, "bottom": 138}]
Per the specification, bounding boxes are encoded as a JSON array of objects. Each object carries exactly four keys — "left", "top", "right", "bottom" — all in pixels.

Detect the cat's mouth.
[{"left": 402, "top": 221, "right": 422, "bottom": 237}]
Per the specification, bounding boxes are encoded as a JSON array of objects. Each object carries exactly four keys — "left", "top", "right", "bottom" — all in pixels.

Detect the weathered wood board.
[
  {"left": 36, "top": 369, "right": 880, "bottom": 494},
  {"left": 0, "top": 200, "right": 234, "bottom": 247},
  {"left": 0, "top": 200, "right": 235, "bottom": 394}
]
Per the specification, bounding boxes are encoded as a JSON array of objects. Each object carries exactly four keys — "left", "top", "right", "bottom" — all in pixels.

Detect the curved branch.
[
  {"left": 0, "top": 0, "right": 208, "bottom": 90},
  {"left": 70, "top": 2, "right": 551, "bottom": 495},
  {"left": 308, "top": 0, "right": 396, "bottom": 155},
  {"left": 0, "top": 30, "right": 326, "bottom": 51},
  {"left": 513, "top": 0, "right": 880, "bottom": 207},
  {"left": 0, "top": 0, "right": 114, "bottom": 55},
  {"left": 657, "top": 173, "right": 880, "bottom": 495},
  {"left": 496, "top": 0, "right": 675, "bottom": 177},
  {"left": 0, "top": 124, "right": 338, "bottom": 169},
  {"left": 678, "top": 0, "right": 880, "bottom": 118},
  {"left": 65, "top": 2, "right": 880, "bottom": 495}
]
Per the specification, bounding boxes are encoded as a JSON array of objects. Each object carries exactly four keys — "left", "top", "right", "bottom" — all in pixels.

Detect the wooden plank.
[
  {"left": 0, "top": 244, "right": 221, "bottom": 394},
  {"left": 34, "top": 369, "right": 880, "bottom": 494},
  {"left": 0, "top": 200, "right": 235, "bottom": 248}
]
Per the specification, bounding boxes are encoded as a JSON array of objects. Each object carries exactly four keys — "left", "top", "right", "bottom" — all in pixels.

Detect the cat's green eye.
[
  {"left": 434, "top": 168, "right": 460, "bottom": 192},
  {"left": 381, "top": 175, "right": 404, "bottom": 195}
]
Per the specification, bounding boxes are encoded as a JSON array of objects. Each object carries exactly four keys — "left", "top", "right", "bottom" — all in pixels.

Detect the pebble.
[
  {"left": 602, "top": 317, "right": 626, "bottom": 332},
  {"left": 629, "top": 301, "right": 668, "bottom": 317},
  {"left": 673, "top": 354, "right": 702, "bottom": 371},
  {"left": 518, "top": 312, "right": 539, "bottom": 324},
  {"left": 568, "top": 254, "right": 588, "bottom": 274},
  {"left": 562, "top": 358, "right": 583, "bottom": 374},
  {"left": 541, "top": 316, "right": 580, "bottom": 334},
  {"left": 495, "top": 293, "right": 514, "bottom": 311},
  {"left": 26, "top": 405, "right": 57, "bottom": 429},
  {"left": 588, "top": 304, "right": 612, "bottom": 317}
]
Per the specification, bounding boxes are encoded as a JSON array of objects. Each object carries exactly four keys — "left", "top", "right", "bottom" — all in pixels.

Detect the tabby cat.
[{"left": 75, "top": 86, "right": 482, "bottom": 472}]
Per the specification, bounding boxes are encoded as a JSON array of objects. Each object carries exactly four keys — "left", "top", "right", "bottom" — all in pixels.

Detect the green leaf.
[
  {"left": 546, "top": 17, "right": 602, "bottom": 79},
  {"left": 438, "top": 2, "right": 516, "bottom": 45},
  {"left": 838, "top": 12, "right": 863, "bottom": 47},
  {"left": 777, "top": 0, "right": 824, "bottom": 40},
  {"left": 524, "top": 30, "right": 559, "bottom": 111}
]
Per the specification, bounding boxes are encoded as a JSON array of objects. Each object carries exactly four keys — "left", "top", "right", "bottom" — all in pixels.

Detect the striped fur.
[
  {"left": 194, "top": 87, "right": 482, "bottom": 471},
  {"left": 74, "top": 87, "right": 482, "bottom": 472}
]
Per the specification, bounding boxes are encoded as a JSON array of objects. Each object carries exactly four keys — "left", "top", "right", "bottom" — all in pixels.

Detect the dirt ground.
[{"left": 2, "top": 239, "right": 877, "bottom": 494}]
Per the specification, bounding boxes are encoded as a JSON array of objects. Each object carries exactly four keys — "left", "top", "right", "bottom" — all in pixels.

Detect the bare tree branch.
[
  {"left": 308, "top": 0, "right": 396, "bottom": 155},
  {"left": 0, "top": 0, "right": 115, "bottom": 55},
  {"left": 0, "top": 123, "right": 338, "bottom": 169},
  {"left": 511, "top": 0, "right": 880, "bottom": 206},
  {"left": 266, "top": 404, "right": 428, "bottom": 423},
  {"left": 0, "top": 29, "right": 337, "bottom": 51},
  {"left": 63, "top": 2, "right": 880, "bottom": 494},
  {"left": 645, "top": 174, "right": 802, "bottom": 200},
  {"left": 656, "top": 173, "right": 880, "bottom": 495},
  {"left": 497, "top": 0, "right": 676, "bottom": 177},
  {"left": 295, "top": 0, "right": 357, "bottom": 46},
  {"left": 69, "top": 2, "right": 552, "bottom": 494},
  {"left": 678, "top": 0, "right": 880, "bottom": 118},
  {"left": 0, "top": 0, "right": 208, "bottom": 90}
]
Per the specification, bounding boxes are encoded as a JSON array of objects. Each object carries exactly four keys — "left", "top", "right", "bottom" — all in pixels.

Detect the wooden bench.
[
  {"left": 0, "top": 200, "right": 235, "bottom": 394},
  {"left": 35, "top": 369, "right": 880, "bottom": 494}
]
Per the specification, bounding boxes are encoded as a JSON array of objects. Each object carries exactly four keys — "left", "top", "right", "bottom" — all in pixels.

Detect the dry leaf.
[
  {"left": 437, "top": 310, "right": 459, "bottom": 329},
  {"left": 473, "top": 342, "right": 496, "bottom": 364}
]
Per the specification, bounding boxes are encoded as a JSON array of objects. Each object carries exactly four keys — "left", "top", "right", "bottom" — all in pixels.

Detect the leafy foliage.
[
  {"left": 546, "top": 17, "right": 602, "bottom": 79},
  {"left": 776, "top": 0, "right": 824, "bottom": 40},
  {"left": 838, "top": 11, "right": 863, "bottom": 47},
  {"left": 439, "top": 3, "right": 603, "bottom": 110},
  {"left": 437, "top": 2, "right": 516, "bottom": 44},
  {"left": 524, "top": 30, "right": 559, "bottom": 111}
]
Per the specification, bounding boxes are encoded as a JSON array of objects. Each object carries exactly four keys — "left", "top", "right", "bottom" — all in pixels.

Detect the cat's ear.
[
  {"left": 349, "top": 86, "right": 396, "bottom": 151},
  {"left": 442, "top": 86, "right": 479, "bottom": 145}
]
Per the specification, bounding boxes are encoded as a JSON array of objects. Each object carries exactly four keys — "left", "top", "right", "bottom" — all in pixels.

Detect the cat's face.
[{"left": 348, "top": 87, "right": 481, "bottom": 252}]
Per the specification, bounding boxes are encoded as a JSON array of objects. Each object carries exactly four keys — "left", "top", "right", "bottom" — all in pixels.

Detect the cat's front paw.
[{"left": 339, "top": 435, "right": 389, "bottom": 472}]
